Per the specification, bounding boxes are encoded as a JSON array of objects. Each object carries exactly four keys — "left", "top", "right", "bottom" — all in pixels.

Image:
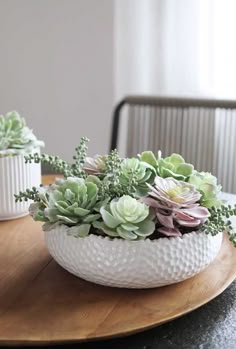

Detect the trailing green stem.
[
  {"left": 14, "top": 187, "right": 40, "bottom": 202},
  {"left": 24, "top": 137, "right": 89, "bottom": 178},
  {"left": 201, "top": 205, "right": 236, "bottom": 246}
]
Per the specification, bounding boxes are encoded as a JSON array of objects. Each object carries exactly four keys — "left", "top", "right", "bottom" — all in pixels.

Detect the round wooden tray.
[{"left": 0, "top": 176, "right": 236, "bottom": 346}]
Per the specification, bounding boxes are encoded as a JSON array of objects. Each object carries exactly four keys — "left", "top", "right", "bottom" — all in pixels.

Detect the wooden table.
[{"left": 0, "top": 176, "right": 236, "bottom": 346}]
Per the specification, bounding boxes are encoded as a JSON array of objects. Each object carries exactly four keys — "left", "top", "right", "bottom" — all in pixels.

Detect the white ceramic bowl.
[
  {"left": 0, "top": 153, "right": 41, "bottom": 220},
  {"left": 45, "top": 225, "right": 223, "bottom": 289}
]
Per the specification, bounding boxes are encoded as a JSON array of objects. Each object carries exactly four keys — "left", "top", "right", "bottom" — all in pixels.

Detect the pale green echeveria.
[
  {"left": 29, "top": 177, "right": 103, "bottom": 237},
  {"left": 158, "top": 153, "right": 193, "bottom": 181},
  {"left": 93, "top": 195, "right": 155, "bottom": 240},
  {"left": 188, "top": 171, "right": 222, "bottom": 208},
  {"left": 140, "top": 151, "right": 193, "bottom": 181},
  {"left": 0, "top": 111, "right": 44, "bottom": 157},
  {"left": 120, "top": 158, "right": 155, "bottom": 197}
]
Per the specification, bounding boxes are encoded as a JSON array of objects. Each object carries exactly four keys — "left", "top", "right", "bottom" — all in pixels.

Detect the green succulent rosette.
[
  {"left": 0, "top": 111, "right": 44, "bottom": 157},
  {"left": 93, "top": 195, "right": 155, "bottom": 240},
  {"left": 119, "top": 158, "right": 155, "bottom": 197},
  {"left": 140, "top": 151, "right": 193, "bottom": 181},
  {"left": 29, "top": 177, "right": 103, "bottom": 237},
  {"left": 158, "top": 153, "right": 193, "bottom": 180},
  {"left": 188, "top": 171, "right": 222, "bottom": 208}
]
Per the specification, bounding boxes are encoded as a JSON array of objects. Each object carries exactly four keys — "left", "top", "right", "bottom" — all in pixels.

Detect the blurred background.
[{"left": 0, "top": 0, "right": 236, "bottom": 160}]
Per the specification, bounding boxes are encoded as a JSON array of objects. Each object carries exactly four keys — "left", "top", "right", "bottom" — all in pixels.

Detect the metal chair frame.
[{"left": 110, "top": 95, "right": 236, "bottom": 151}]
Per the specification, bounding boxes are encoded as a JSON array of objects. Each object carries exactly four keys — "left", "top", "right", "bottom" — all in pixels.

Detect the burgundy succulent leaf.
[
  {"left": 157, "top": 227, "right": 182, "bottom": 237},
  {"left": 175, "top": 206, "right": 210, "bottom": 227},
  {"left": 156, "top": 210, "right": 175, "bottom": 228}
]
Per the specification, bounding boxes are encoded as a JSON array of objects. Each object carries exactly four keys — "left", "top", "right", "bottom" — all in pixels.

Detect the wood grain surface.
[{"left": 0, "top": 175, "right": 236, "bottom": 346}]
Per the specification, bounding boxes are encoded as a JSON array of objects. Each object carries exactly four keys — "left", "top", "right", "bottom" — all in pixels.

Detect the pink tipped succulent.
[
  {"left": 141, "top": 176, "right": 210, "bottom": 237},
  {"left": 148, "top": 176, "right": 201, "bottom": 207},
  {"left": 83, "top": 155, "right": 107, "bottom": 175}
]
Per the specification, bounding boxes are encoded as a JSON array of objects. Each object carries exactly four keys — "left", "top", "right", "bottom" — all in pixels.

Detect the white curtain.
[
  {"left": 114, "top": 0, "right": 236, "bottom": 100},
  {"left": 114, "top": 0, "right": 236, "bottom": 162}
]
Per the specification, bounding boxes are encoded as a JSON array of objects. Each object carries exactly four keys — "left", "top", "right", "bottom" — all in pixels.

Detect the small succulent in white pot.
[
  {"left": 16, "top": 137, "right": 236, "bottom": 288},
  {"left": 0, "top": 111, "right": 44, "bottom": 220}
]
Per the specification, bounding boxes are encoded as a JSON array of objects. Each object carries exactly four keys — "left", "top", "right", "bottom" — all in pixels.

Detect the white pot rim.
[
  {"left": 0, "top": 146, "right": 41, "bottom": 158},
  {"left": 62, "top": 225, "right": 214, "bottom": 243}
]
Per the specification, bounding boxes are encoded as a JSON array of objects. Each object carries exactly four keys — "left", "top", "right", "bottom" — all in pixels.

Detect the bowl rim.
[{"left": 47, "top": 224, "right": 222, "bottom": 245}]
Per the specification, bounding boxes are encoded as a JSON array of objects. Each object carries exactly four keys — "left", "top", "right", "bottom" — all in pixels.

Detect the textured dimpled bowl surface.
[{"left": 45, "top": 226, "right": 223, "bottom": 289}]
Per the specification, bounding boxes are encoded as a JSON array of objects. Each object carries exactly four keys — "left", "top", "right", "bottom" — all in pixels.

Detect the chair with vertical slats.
[{"left": 110, "top": 96, "right": 236, "bottom": 193}]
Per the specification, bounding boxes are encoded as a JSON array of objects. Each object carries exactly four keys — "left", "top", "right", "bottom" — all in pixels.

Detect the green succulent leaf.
[
  {"left": 117, "top": 227, "right": 137, "bottom": 240},
  {"left": 168, "top": 153, "right": 184, "bottom": 166},
  {"left": 54, "top": 202, "right": 70, "bottom": 215},
  {"left": 86, "top": 182, "right": 98, "bottom": 200},
  {"left": 68, "top": 224, "right": 91, "bottom": 237},
  {"left": 140, "top": 151, "right": 158, "bottom": 168},
  {"left": 51, "top": 191, "right": 65, "bottom": 202},
  {"left": 56, "top": 215, "right": 79, "bottom": 224},
  {"left": 44, "top": 208, "right": 60, "bottom": 222},
  {"left": 100, "top": 207, "right": 121, "bottom": 228},
  {"left": 64, "top": 188, "right": 75, "bottom": 202},
  {"left": 136, "top": 219, "right": 156, "bottom": 236},
  {"left": 74, "top": 207, "right": 90, "bottom": 216},
  {"left": 93, "top": 221, "right": 119, "bottom": 237},
  {"left": 160, "top": 167, "right": 185, "bottom": 180},
  {"left": 85, "top": 175, "right": 101, "bottom": 186},
  {"left": 94, "top": 198, "right": 111, "bottom": 212},
  {"left": 120, "top": 223, "right": 139, "bottom": 231},
  {"left": 83, "top": 214, "right": 101, "bottom": 223},
  {"left": 188, "top": 171, "right": 222, "bottom": 208},
  {"left": 176, "top": 163, "right": 194, "bottom": 177}
]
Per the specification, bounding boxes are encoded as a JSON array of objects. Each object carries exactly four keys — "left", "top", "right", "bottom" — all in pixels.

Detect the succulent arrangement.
[
  {"left": 0, "top": 111, "right": 44, "bottom": 157},
  {"left": 15, "top": 137, "right": 236, "bottom": 246}
]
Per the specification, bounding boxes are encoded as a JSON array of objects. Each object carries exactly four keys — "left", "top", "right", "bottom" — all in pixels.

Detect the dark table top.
[{"left": 29, "top": 280, "right": 236, "bottom": 349}]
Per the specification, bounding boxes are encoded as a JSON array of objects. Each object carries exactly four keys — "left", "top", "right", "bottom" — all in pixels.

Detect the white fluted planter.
[
  {"left": 0, "top": 153, "right": 41, "bottom": 220},
  {"left": 45, "top": 225, "right": 223, "bottom": 289}
]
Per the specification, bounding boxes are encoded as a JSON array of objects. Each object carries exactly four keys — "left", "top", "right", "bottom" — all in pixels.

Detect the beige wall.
[{"left": 0, "top": 0, "right": 114, "bottom": 160}]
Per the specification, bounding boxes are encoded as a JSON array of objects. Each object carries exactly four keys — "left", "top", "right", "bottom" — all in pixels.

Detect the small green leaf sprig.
[
  {"left": 227, "top": 229, "right": 236, "bottom": 247},
  {"left": 15, "top": 144, "right": 141, "bottom": 205},
  {"left": 16, "top": 143, "right": 140, "bottom": 204},
  {"left": 71, "top": 137, "right": 89, "bottom": 177},
  {"left": 26, "top": 153, "right": 72, "bottom": 176},
  {"left": 25, "top": 137, "right": 89, "bottom": 178},
  {"left": 202, "top": 205, "right": 236, "bottom": 247},
  {"left": 99, "top": 150, "right": 140, "bottom": 200},
  {"left": 15, "top": 187, "right": 40, "bottom": 202},
  {"left": 125, "top": 167, "right": 139, "bottom": 196},
  {"left": 99, "top": 149, "right": 123, "bottom": 199}
]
